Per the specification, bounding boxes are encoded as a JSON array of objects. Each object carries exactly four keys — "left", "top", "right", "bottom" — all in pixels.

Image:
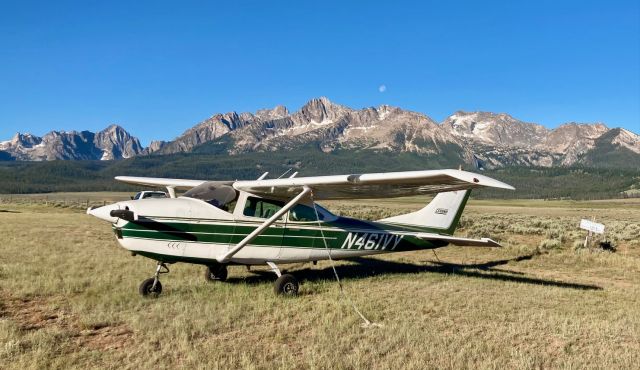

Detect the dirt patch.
[
  {"left": 0, "top": 293, "right": 70, "bottom": 331},
  {"left": 0, "top": 290, "right": 134, "bottom": 351},
  {"left": 75, "top": 323, "right": 134, "bottom": 350}
]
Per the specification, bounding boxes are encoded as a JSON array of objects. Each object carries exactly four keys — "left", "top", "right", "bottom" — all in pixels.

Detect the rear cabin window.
[
  {"left": 143, "top": 192, "right": 166, "bottom": 199},
  {"left": 243, "top": 197, "right": 285, "bottom": 219}
]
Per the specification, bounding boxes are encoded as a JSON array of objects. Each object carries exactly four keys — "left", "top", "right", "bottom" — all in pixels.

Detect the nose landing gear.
[{"left": 139, "top": 262, "right": 169, "bottom": 297}]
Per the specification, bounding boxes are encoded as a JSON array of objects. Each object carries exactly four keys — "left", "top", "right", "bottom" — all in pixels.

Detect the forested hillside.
[{"left": 0, "top": 149, "right": 637, "bottom": 199}]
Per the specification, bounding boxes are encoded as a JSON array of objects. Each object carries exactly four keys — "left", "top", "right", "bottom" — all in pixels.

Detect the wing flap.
[{"left": 416, "top": 233, "right": 503, "bottom": 248}]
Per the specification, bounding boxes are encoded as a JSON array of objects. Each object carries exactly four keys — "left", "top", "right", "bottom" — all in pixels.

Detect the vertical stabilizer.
[{"left": 378, "top": 190, "right": 470, "bottom": 235}]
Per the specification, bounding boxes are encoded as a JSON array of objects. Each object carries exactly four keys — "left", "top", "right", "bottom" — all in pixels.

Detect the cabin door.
[{"left": 231, "top": 195, "right": 285, "bottom": 260}]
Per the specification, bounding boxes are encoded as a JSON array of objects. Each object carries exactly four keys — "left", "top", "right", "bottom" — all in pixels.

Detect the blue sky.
[{"left": 1, "top": 0, "right": 638, "bottom": 145}]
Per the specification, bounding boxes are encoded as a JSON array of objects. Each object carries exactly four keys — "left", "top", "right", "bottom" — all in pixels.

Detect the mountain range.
[
  {"left": 0, "top": 124, "right": 143, "bottom": 161},
  {"left": 1, "top": 97, "right": 638, "bottom": 168}
]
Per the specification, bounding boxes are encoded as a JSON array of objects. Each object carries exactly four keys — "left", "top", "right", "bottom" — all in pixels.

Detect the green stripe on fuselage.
[{"left": 118, "top": 216, "right": 445, "bottom": 252}]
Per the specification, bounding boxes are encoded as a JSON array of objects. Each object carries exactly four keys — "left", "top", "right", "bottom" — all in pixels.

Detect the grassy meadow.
[{"left": 0, "top": 194, "right": 639, "bottom": 369}]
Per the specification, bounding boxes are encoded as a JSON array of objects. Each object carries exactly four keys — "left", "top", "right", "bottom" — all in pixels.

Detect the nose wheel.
[{"left": 139, "top": 262, "right": 169, "bottom": 297}]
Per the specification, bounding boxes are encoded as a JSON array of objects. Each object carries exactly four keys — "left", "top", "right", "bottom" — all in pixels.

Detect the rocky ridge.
[{"left": 1, "top": 98, "right": 638, "bottom": 168}]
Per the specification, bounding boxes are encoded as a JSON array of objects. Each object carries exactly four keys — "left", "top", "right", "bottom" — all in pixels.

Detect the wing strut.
[
  {"left": 216, "top": 186, "right": 311, "bottom": 263},
  {"left": 166, "top": 186, "right": 176, "bottom": 198}
]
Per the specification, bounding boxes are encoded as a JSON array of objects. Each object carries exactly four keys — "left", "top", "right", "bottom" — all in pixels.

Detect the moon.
[{"left": 378, "top": 84, "right": 386, "bottom": 93}]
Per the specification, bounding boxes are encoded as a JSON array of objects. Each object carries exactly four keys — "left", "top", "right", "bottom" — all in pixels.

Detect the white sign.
[{"left": 580, "top": 219, "right": 605, "bottom": 234}]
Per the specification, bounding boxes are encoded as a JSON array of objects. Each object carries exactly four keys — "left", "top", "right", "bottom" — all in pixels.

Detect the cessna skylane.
[{"left": 87, "top": 169, "right": 514, "bottom": 297}]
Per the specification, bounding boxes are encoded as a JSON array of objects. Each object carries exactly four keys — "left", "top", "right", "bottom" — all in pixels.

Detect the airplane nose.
[{"left": 87, "top": 203, "right": 122, "bottom": 224}]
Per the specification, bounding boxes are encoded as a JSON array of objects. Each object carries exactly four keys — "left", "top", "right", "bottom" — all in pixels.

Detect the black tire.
[
  {"left": 205, "top": 264, "right": 228, "bottom": 282},
  {"left": 274, "top": 274, "right": 299, "bottom": 296},
  {"left": 139, "top": 277, "right": 162, "bottom": 297}
]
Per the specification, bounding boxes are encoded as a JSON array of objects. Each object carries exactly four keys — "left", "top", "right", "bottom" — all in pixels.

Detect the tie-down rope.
[{"left": 309, "top": 189, "right": 381, "bottom": 328}]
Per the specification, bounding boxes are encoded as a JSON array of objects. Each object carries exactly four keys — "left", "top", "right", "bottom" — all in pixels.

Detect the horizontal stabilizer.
[{"left": 416, "top": 233, "right": 502, "bottom": 248}]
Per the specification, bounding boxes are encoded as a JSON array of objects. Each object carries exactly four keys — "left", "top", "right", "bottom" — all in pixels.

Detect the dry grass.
[{"left": 0, "top": 195, "right": 639, "bottom": 369}]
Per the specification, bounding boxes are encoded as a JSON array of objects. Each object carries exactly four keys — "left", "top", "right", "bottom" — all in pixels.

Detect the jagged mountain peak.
[
  {"left": 94, "top": 124, "right": 143, "bottom": 160},
  {"left": 256, "top": 105, "right": 289, "bottom": 120},
  {"left": 373, "top": 104, "right": 403, "bottom": 120},
  {"left": 442, "top": 110, "right": 548, "bottom": 149},
  {"left": 304, "top": 96, "right": 337, "bottom": 107},
  {"left": 151, "top": 110, "right": 258, "bottom": 155},
  {"left": 6, "top": 132, "right": 42, "bottom": 147},
  {"left": 619, "top": 127, "right": 640, "bottom": 138},
  {"left": 100, "top": 124, "right": 128, "bottom": 133},
  {"left": 549, "top": 122, "right": 609, "bottom": 139},
  {"left": 446, "top": 111, "right": 528, "bottom": 125},
  {"left": 295, "top": 97, "right": 351, "bottom": 124},
  {"left": 598, "top": 127, "right": 640, "bottom": 154},
  {"left": 96, "top": 124, "right": 135, "bottom": 144},
  {"left": 12, "top": 132, "right": 36, "bottom": 139}
]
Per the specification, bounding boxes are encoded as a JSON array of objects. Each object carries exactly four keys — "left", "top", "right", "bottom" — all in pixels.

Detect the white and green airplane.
[{"left": 87, "top": 169, "right": 514, "bottom": 297}]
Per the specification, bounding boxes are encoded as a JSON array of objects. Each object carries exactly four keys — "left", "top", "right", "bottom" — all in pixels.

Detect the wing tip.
[{"left": 448, "top": 169, "right": 515, "bottom": 191}]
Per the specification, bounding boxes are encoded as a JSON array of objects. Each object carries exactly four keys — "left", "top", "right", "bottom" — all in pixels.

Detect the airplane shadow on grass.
[{"left": 225, "top": 253, "right": 602, "bottom": 291}]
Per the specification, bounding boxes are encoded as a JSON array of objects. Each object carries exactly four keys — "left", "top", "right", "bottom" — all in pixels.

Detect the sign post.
[{"left": 580, "top": 219, "right": 605, "bottom": 248}]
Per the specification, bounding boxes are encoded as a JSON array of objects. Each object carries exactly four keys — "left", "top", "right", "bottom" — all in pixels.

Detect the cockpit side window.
[
  {"left": 289, "top": 203, "right": 334, "bottom": 223},
  {"left": 243, "top": 197, "right": 285, "bottom": 219},
  {"left": 289, "top": 204, "right": 319, "bottom": 222}
]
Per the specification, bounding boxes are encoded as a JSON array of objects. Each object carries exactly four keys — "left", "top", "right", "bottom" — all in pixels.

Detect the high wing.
[
  {"left": 233, "top": 169, "right": 514, "bottom": 200},
  {"left": 415, "top": 233, "right": 502, "bottom": 248},
  {"left": 115, "top": 176, "right": 225, "bottom": 189},
  {"left": 115, "top": 176, "right": 232, "bottom": 198}
]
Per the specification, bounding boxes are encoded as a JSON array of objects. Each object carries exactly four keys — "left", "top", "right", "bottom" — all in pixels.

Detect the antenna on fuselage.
[
  {"left": 277, "top": 168, "right": 293, "bottom": 179},
  {"left": 257, "top": 172, "right": 269, "bottom": 180}
]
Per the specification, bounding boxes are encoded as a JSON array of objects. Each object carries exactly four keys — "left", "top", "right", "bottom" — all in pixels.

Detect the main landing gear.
[
  {"left": 268, "top": 262, "right": 299, "bottom": 296},
  {"left": 204, "top": 263, "right": 228, "bottom": 282},
  {"left": 138, "top": 261, "right": 299, "bottom": 297},
  {"left": 139, "top": 262, "right": 169, "bottom": 297}
]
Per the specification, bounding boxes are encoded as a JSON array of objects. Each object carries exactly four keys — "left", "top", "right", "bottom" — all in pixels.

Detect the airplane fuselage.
[{"left": 114, "top": 214, "right": 447, "bottom": 266}]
